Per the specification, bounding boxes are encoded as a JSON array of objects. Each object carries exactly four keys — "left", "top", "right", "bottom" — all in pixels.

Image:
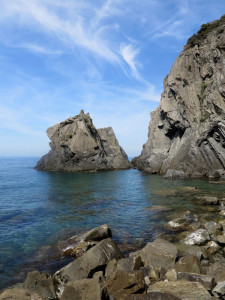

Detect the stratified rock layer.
[
  {"left": 137, "top": 16, "right": 225, "bottom": 177},
  {"left": 35, "top": 110, "right": 131, "bottom": 171}
]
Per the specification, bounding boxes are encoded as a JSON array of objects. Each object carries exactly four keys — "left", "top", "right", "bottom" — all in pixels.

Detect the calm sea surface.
[{"left": 0, "top": 157, "right": 225, "bottom": 289}]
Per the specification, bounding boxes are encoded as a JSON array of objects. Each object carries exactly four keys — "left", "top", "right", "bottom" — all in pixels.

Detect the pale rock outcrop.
[
  {"left": 35, "top": 110, "right": 131, "bottom": 171},
  {"left": 137, "top": 16, "right": 225, "bottom": 177}
]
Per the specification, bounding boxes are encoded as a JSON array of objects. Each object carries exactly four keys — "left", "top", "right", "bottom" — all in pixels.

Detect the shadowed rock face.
[
  {"left": 137, "top": 16, "right": 225, "bottom": 177},
  {"left": 35, "top": 110, "right": 131, "bottom": 172}
]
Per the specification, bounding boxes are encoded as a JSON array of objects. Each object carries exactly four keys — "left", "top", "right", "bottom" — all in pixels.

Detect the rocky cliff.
[
  {"left": 35, "top": 110, "right": 131, "bottom": 171},
  {"left": 137, "top": 15, "right": 225, "bottom": 177}
]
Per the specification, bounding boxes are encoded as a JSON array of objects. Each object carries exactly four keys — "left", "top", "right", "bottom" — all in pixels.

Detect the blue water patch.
[{"left": 0, "top": 157, "right": 225, "bottom": 289}]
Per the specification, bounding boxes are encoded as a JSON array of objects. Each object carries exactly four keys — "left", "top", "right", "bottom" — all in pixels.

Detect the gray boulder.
[
  {"left": 147, "top": 281, "right": 213, "bottom": 299},
  {"left": 177, "top": 272, "right": 215, "bottom": 291},
  {"left": 130, "top": 239, "right": 177, "bottom": 270},
  {"left": 35, "top": 110, "right": 131, "bottom": 172},
  {"left": 60, "top": 278, "right": 108, "bottom": 300}
]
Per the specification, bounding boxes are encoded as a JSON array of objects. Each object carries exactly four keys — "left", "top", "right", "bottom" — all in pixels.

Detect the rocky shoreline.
[{"left": 2, "top": 194, "right": 225, "bottom": 299}]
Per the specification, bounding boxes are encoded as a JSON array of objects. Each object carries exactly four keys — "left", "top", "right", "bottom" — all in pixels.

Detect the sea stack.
[
  {"left": 35, "top": 110, "right": 131, "bottom": 172},
  {"left": 136, "top": 15, "right": 225, "bottom": 178}
]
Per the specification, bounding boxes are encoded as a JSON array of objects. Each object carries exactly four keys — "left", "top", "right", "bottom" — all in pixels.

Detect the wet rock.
[
  {"left": 130, "top": 239, "right": 177, "bottom": 270},
  {"left": 54, "top": 238, "right": 123, "bottom": 296},
  {"left": 147, "top": 281, "right": 212, "bottom": 299},
  {"left": 60, "top": 278, "right": 108, "bottom": 300},
  {"left": 61, "top": 224, "right": 112, "bottom": 257},
  {"left": 63, "top": 241, "right": 97, "bottom": 258},
  {"left": 219, "top": 210, "right": 225, "bottom": 216},
  {"left": 196, "top": 196, "right": 219, "bottom": 205},
  {"left": 183, "top": 229, "right": 210, "bottom": 245},
  {"left": 165, "top": 211, "right": 199, "bottom": 232},
  {"left": 175, "top": 255, "right": 200, "bottom": 274},
  {"left": 212, "top": 281, "right": 225, "bottom": 299},
  {"left": 147, "top": 205, "right": 172, "bottom": 212},
  {"left": 177, "top": 272, "right": 215, "bottom": 291},
  {"left": 164, "top": 169, "right": 188, "bottom": 179}
]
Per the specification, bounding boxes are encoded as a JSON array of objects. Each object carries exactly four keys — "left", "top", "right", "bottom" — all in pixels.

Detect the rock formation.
[
  {"left": 136, "top": 15, "right": 225, "bottom": 177},
  {"left": 35, "top": 110, "right": 131, "bottom": 171}
]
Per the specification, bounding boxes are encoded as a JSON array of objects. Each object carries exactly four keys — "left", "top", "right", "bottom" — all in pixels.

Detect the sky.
[{"left": 0, "top": 0, "right": 224, "bottom": 157}]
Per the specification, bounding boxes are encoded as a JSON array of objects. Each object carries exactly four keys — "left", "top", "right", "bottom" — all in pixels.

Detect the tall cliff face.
[
  {"left": 35, "top": 110, "right": 131, "bottom": 171},
  {"left": 137, "top": 16, "right": 225, "bottom": 177}
]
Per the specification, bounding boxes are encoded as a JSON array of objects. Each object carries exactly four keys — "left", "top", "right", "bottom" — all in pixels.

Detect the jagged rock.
[
  {"left": 54, "top": 238, "right": 123, "bottom": 297},
  {"left": 129, "top": 239, "right": 177, "bottom": 270},
  {"left": 177, "top": 272, "right": 215, "bottom": 291},
  {"left": 183, "top": 229, "right": 210, "bottom": 245},
  {"left": 175, "top": 255, "right": 200, "bottom": 274},
  {"left": 147, "top": 281, "right": 213, "bottom": 299},
  {"left": 35, "top": 110, "right": 131, "bottom": 172},
  {"left": 136, "top": 15, "right": 225, "bottom": 177},
  {"left": 105, "top": 269, "right": 146, "bottom": 297},
  {"left": 212, "top": 281, "right": 225, "bottom": 299}
]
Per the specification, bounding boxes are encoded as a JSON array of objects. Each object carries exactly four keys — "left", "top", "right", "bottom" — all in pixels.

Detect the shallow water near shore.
[{"left": 0, "top": 157, "right": 225, "bottom": 289}]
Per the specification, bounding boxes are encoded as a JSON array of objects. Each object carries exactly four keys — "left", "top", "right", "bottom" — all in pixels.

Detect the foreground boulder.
[
  {"left": 54, "top": 238, "right": 123, "bottom": 297},
  {"left": 136, "top": 15, "right": 225, "bottom": 177},
  {"left": 147, "top": 281, "right": 213, "bottom": 299},
  {"left": 130, "top": 239, "right": 178, "bottom": 270},
  {"left": 35, "top": 110, "right": 131, "bottom": 172}
]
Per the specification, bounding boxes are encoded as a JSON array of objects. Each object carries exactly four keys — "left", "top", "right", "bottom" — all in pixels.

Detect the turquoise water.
[{"left": 0, "top": 157, "right": 225, "bottom": 289}]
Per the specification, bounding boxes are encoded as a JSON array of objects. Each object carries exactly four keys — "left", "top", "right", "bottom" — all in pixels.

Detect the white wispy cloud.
[{"left": 120, "top": 44, "right": 140, "bottom": 79}]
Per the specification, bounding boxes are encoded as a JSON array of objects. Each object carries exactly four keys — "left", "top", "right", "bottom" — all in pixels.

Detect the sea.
[{"left": 0, "top": 156, "right": 225, "bottom": 289}]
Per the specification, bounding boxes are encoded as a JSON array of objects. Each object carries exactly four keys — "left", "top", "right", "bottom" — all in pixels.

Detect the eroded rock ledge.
[
  {"left": 136, "top": 15, "right": 225, "bottom": 178},
  {"left": 35, "top": 110, "right": 131, "bottom": 172}
]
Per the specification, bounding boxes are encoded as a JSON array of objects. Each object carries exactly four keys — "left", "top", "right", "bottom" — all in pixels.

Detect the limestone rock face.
[
  {"left": 137, "top": 16, "right": 225, "bottom": 177},
  {"left": 35, "top": 110, "right": 131, "bottom": 171}
]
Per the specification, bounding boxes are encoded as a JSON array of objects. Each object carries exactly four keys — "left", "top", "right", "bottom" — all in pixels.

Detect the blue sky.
[{"left": 0, "top": 0, "right": 224, "bottom": 157}]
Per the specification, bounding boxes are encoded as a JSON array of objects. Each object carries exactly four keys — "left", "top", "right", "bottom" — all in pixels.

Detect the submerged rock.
[
  {"left": 136, "top": 15, "right": 225, "bottom": 177},
  {"left": 35, "top": 110, "right": 131, "bottom": 172},
  {"left": 165, "top": 211, "right": 199, "bottom": 232}
]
